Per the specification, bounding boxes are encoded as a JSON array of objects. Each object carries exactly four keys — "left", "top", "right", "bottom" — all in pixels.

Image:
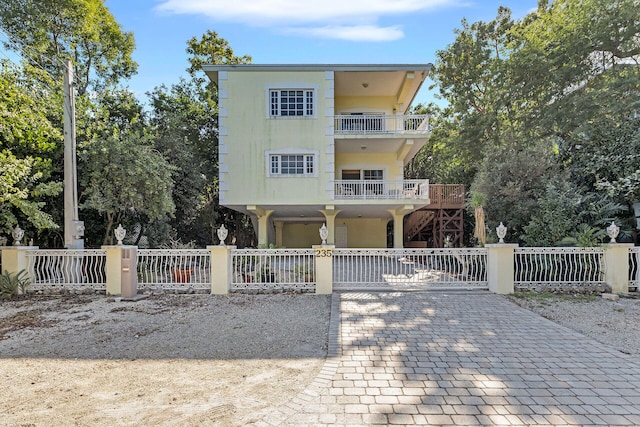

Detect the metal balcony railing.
[
  {"left": 334, "top": 114, "right": 429, "bottom": 135},
  {"left": 333, "top": 179, "right": 429, "bottom": 200}
]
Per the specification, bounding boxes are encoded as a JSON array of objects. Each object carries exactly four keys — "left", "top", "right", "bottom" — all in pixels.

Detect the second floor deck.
[
  {"left": 334, "top": 114, "right": 429, "bottom": 136},
  {"left": 332, "top": 181, "right": 465, "bottom": 207}
]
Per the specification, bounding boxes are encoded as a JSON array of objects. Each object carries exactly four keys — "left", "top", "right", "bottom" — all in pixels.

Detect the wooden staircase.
[
  {"left": 404, "top": 210, "right": 436, "bottom": 242},
  {"left": 403, "top": 184, "right": 466, "bottom": 248}
]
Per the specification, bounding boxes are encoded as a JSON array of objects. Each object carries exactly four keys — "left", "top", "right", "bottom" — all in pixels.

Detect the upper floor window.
[
  {"left": 269, "top": 154, "right": 315, "bottom": 176},
  {"left": 270, "top": 89, "right": 314, "bottom": 117}
]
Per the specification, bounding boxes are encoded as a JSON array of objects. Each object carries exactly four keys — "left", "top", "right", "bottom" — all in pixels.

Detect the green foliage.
[
  {"left": 0, "top": 62, "right": 62, "bottom": 235},
  {"left": 0, "top": 0, "right": 137, "bottom": 95},
  {"left": 422, "top": 1, "right": 640, "bottom": 245},
  {"left": 0, "top": 269, "right": 30, "bottom": 299},
  {"left": 186, "top": 30, "right": 251, "bottom": 79},
  {"left": 80, "top": 131, "right": 176, "bottom": 245},
  {"left": 470, "top": 137, "right": 557, "bottom": 242},
  {"left": 522, "top": 177, "right": 625, "bottom": 247}
]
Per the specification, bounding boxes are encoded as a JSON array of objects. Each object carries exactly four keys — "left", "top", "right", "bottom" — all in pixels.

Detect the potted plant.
[{"left": 163, "top": 238, "right": 196, "bottom": 283}]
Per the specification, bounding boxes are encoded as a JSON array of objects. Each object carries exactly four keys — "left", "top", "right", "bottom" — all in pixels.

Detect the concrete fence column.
[
  {"left": 1, "top": 245, "right": 39, "bottom": 276},
  {"left": 103, "top": 245, "right": 137, "bottom": 296},
  {"left": 486, "top": 244, "right": 518, "bottom": 294},
  {"left": 209, "top": 245, "right": 235, "bottom": 295},
  {"left": 603, "top": 243, "right": 633, "bottom": 295},
  {"left": 313, "top": 245, "right": 334, "bottom": 294}
]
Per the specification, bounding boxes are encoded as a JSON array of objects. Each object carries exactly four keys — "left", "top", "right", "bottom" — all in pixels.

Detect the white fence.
[
  {"left": 630, "top": 247, "right": 640, "bottom": 290},
  {"left": 3, "top": 245, "right": 639, "bottom": 294},
  {"left": 25, "top": 249, "right": 107, "bottom": 291},
  {"left": 137, "top": 249, "right": 211, "bottom": 291},
  {"left": 333, "top": 248, "right": 488, "bottom": 290},
  {"left": 230, "top": 248, "right": 316, "bottom": 291},
  {"left": 514, "top": 247, "right": 606, "bottom": 290}
]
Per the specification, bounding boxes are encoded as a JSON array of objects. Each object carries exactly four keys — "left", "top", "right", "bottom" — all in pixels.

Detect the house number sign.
[{"left": 315, "top": 249, "right": 333, "bottom": 257}]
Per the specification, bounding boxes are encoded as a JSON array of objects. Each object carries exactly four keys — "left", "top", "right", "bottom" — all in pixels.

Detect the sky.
[{"left": 102, "top": 0, "right": 538, "bottom": 106}]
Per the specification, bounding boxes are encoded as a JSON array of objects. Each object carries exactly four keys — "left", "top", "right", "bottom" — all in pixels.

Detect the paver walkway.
[{"left": 261, "top": 291, "right": 640, "bottom": 426}]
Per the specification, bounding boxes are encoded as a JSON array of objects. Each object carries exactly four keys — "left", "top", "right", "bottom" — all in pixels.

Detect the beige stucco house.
[{"left": 203, "top": 64, "right": 434, "bottom": 248}]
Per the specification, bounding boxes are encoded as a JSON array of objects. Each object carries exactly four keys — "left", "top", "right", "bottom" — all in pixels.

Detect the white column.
[{"left": 486, "top": 244, "right": 518, "bottom": 294}]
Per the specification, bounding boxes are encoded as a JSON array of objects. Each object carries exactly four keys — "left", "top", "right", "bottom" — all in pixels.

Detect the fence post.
[
  {"left": 604, "top": 243, "right": 633, "bottom": 294},
  {"left": 486, "top": 244, "right": 518, "bottom": 294},
  {"left": 313, "top": 245, "right": 334, "bottom": 294},
  {"left": 209, "top": 245, "right": 235, "bottom": 295},
  {"left": 1, "top": 245, "right": 39, "bottom": 277},
  {"left": 103, "top": 245, "right": 122, "bottom": 296},
  {"left": 103, "top": 245, "right": 137, "bottom": 296}
]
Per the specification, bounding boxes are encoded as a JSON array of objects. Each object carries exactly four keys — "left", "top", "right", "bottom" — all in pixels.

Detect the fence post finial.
[
  {"left": 496, "top": 222, "right": 507, "bottom": 244},
  {"left": 114, "top": 224, "right": 126, "bottom": 245},
  {"left": 217, "top": 224, "right": 228, "bottom": 246},
  {"left": 606, "top": 221, "right": 620, "bottom": 243}
]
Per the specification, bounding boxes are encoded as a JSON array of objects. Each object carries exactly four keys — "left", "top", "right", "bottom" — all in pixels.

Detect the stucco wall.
[
  {"left": 219, "top": 70, "right": 334, "bottom": 206},
  {"left": 335, "top": 153, "right": 404, "bottom": 181}
]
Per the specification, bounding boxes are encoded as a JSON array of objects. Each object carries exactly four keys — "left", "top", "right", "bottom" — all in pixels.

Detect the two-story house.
[{"left": 204, "top": 64, "right": 453, "bottom": 248}]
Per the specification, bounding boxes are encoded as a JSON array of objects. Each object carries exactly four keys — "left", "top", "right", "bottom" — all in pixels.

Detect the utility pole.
[{"left": 63, "top": 60, "right": 84, "bottom": 249}]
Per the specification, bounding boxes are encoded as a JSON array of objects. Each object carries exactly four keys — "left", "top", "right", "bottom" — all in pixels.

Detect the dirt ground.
[{"left": 0, "top": 293, "right": 331, "bottom": 427}]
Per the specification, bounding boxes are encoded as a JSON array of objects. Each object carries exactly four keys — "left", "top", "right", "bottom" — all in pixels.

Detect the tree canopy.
[{"left": 417, "top": 0, "right": 640, "bottom": 245}]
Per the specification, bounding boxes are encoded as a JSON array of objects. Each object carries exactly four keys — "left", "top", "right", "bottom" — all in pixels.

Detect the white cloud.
[
  {"left": 156, "top": 0, "right": 460, "bottom": 41},
  {"left": 285, "top": 25, "right": 404, "bottom": 42}
]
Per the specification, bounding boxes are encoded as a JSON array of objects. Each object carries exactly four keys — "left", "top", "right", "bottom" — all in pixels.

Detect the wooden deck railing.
[{"left": 428, "top": 184, "right": 465, "bottom": 207}]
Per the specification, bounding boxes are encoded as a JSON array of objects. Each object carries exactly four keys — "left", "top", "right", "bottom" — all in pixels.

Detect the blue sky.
[{"left": 104, "top": 0, "right": 537, "bottom": 105}]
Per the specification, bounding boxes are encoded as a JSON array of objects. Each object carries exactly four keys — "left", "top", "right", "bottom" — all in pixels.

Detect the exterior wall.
[
  {"left": 281, "top": 218, "right": 388, "bottom": 248},
  {"left": 335, "top": 95, "right": 396, "bottom": 114},
  {"left": 335, "top": 153, "right": 404, "bottom": 181},
  {"left": 219, "top": 70, "right": 335, "bottom": 206},
  {"left": 338, "top": 218, "right": 389, "bottom": 248},
  {"left": 282, "top": 222, "right": 324, "bottom": 248}
]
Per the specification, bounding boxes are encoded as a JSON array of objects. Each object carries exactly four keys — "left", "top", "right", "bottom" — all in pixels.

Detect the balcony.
[
  {"left": 334, "top": 179, "right": 429, "bottom": 200},
  {"left": 334, "top": 114, "right": 429, "bottom": 136}
]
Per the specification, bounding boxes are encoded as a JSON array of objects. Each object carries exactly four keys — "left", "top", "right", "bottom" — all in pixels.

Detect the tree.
[
  {"left": 470, "top": 136, "right": 557, "bottom": 243},
  {"left": 0, "top": 61, "right": 62, "bottom": 236},
  {"left": 186, "top": 30, "right": 251, "bottom": 80},
  {"left": 0, "top": 0, "right": 137, "bottom": 95},
  {"left": 80, "top": 131, "right": 175, "bottom": 245},
  {"left": 141, "top": 30, "right": 254, "bottom": 247}
]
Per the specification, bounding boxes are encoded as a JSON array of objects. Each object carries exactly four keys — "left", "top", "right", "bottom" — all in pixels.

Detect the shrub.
[{"left": 0, "top": 269, "right": 30, "bottom": 300}]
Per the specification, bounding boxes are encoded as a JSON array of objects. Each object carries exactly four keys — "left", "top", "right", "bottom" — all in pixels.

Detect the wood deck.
[{"left": 425, "top": 184, "right": 465, "bottom": 209}]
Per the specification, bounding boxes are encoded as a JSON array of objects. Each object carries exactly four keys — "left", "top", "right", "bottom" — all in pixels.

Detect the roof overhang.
[{"left": 203, "top": 63, "right": 432, "bottom": 112}]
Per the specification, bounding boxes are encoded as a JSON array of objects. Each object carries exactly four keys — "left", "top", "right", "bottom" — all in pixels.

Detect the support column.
[
  {"left": 274, "top": 221, "right": 284, "bottom": 247},
  {"left": 209, "top": 245, "right": 235, "bottom": 295},
  {"left": 604, "top": 243, "right": 633, "bottom": 294},
  {"left": 320, "top": 206, "right": 341, "bottom": 245},
  {"left": 388, "top": 206, "right": 414, "bottom": 249},
  {"left": 486, "top": 244, "right": 518, "bottom": 294},
  {"left": 313, "top": 244, "right": 334, "bottom": 294},
  {"left": 247, "top": 206, "right": 274, "bottom": 247}
]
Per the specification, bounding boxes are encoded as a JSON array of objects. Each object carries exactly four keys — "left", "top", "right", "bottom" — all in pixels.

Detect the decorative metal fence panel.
[
  {"left": 514, "top": 247, "right": 606, "bottom": 289},
  {"left": 630, "top": 247, "right": 640, "bottom": 290},
  {"left": 26, "top": 249, "right": 107, "bottom": 291},
  {"left": 231, "top": 249, "right": 316, "bottom": 292},
  {"left": 333, "top": 248, "right": 488, "bottom": 290},
  {"left": 137, "top": 249, "right": 211, "bottom": 291}
]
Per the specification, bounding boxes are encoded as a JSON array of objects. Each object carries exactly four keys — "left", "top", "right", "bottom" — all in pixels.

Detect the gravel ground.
[
  {"left": 0, "top": 293, "right": 331, "bottom": 426},
  {"left": 1, "top": 290, "right": 638, "bottom": 426},
  {"left": 506, "top": 292, "right": 640, "bottom": 355}
]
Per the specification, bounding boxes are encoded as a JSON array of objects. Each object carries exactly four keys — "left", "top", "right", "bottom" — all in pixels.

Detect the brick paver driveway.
[{"left": 262, "top": 292, "right": 640, "bottom": 426}]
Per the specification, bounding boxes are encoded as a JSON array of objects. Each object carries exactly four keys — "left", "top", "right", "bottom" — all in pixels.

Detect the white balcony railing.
[
  {"left": 334, "top": 114, "right": 429, "bottom": 135},
  {"left": 334, "top": 179, "right": 429, "bottom": 200}
]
